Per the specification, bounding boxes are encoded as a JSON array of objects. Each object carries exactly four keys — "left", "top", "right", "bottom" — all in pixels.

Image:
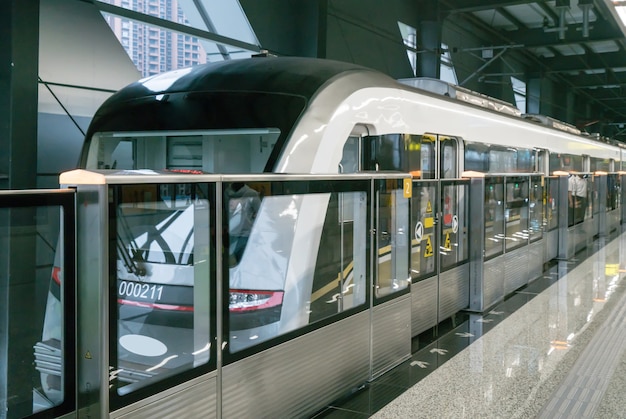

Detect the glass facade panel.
[{"left": 110, "top": 183, "right": 212, "bottom": 395}]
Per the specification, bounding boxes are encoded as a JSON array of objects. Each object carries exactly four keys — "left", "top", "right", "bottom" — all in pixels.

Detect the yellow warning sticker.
[
  {"left": 444, "top": 232, "right": 451, "bottom": 250},
  {"left": 426, "top": 200, "right": 432, "bottom": 213},
  {"left": 424, "top": 217, "right": 434, "bottom": 228},
  {"left": 403, "top": 178, "right": 412, "bottom": 198},
  {"left": 424, "top": 236, "right": 434, "bottom": 257}
]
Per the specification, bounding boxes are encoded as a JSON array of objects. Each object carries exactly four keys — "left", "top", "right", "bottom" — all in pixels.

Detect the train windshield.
[{"left": 87, "top": 128, "right": 281, "bottom": 173}]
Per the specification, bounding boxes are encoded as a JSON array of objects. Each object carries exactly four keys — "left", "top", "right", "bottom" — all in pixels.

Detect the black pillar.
[
  {"left": 0, "top": 1, "right": 40, "bottom": 417},
  {"left": 417, "top": 0, "right": 442, "bottom": 78},
  {"left": 0, "top": 0, "right": 39, "bottom": 190}
]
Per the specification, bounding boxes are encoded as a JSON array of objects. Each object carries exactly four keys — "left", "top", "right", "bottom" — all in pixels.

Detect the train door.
[
  {"left": 420, "top": 134, "right": 459, "bottom": 179},
  {"left": 339, "top": 125, "right": 370, "bottom": 173},
  {"left": 439, "top": 136, "right": 459, "bottom": 179},
  {"left": 537, "top": 148, "right": 549, "bottom": 174}
]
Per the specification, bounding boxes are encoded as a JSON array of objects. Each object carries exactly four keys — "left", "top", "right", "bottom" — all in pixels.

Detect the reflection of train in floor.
[{"left": 39, "top": 57, "right": 624, "bottom": 417}]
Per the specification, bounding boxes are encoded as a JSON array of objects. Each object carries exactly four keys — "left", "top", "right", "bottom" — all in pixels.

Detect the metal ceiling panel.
[
  {"left": 587, "top": 39, "right": 621, "bottom": 53},
  {"left": 502, "top": 4, "right": 546, "bottom": 28},
  {"left": 472, "top": 10, "right": 517, "bottom": 30}
]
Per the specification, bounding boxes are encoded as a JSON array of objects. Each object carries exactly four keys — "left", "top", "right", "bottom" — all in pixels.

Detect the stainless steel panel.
[
  {"left": 372, "top": 295, "right": 412, "bottom": 378},
  {"left": 111, "top": 374, "right": 217, "bottom": 419},
  {"left": 438, "top": 264, "right": 470, "bottom": 320},
  {"left": 411, "top": 277, "right": 438, "bottom": 336},
  {"left": 483, "top": 257, "right": 504, "bottom": 310},
  {"left": 222, "top": 310, "right": 370, "bottom": 418},
  {"left": 528, "top": 240, "right": 543, "bottom": 281},
  {"left": 504, "top": 248, "right": 528, "bottom": 295},
  {"left": 545, "top": 229, "right": 558, "bottom": 263}
]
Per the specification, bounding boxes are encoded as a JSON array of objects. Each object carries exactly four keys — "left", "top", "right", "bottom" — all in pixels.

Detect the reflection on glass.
[
  {"left": 376, "top": 188, "right": 410, "bottom": 297},
  {"left": 229, "top": 189, "right": 368, "bottom": 352},
  {"left": 505, "top": 179, "right": 529, "bottom": 251},
  {"left": 111, "top": 183, "right": 210, "bottom": 394},
  {"left": 410, "top": 183, "right": 437, "bottom": 280},
  {"left": 484, "top": 180, "right": 504, "bottom": 259}
]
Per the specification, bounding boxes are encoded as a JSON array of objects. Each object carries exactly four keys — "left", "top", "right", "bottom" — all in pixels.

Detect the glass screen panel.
[
  {"left": 505, "top": 178, "right": 529, "bottom": 251},
  {"left": 440, "top": 182, "right": 469, "bottom": 270},
  {"left": 545, "top": 177, "right": 559, "bottom": 231},
  {"left": 529, "top": 176, "right": 543, "bottom": 242},
  {"left": 410, "top": 182, "right": 437, "bottom": 281},
  {"left": 569, "top": 174, "right": 591, "bottom": 225},
  {"left": 111, "top": 183, "right": 212, "bottom": 395},
  {"left": 607, "top": 174, "right": 620, "bottom": 211},
  {"left": 485, "top": 179, "right": 505, "bottom": 259},
  {"left": 1, "top": 197, "right": 74, "bottom": 417},
  {"left": 226, "top": 181, "right": 369, "bottom": 353},
  {"left": 375, "top": 186, "right": 410, "bottom": 298}
]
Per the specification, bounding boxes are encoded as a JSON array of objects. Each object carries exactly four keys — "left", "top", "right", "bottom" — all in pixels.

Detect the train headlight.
[{"left": 229, "top": 289, "right": 284, "bottom": 311}]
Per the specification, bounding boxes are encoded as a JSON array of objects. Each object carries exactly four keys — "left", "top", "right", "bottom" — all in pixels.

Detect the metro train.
[{"left": 38, "top": 56, "right": 625, "bottom": 417}]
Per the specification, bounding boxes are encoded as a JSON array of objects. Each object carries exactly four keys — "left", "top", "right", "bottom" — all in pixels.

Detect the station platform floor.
[{"left": 314, "top": 228, "right": 626, "bottom": 418}]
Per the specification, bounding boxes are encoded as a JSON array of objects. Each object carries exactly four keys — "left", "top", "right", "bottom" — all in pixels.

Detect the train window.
[
  {"left": 420, "top": 135, "right": 435, "bottom": 179},
  {"left": 554, "top": 153, "right": 583, "bottom": 173},
  {"left": 464, "top": 143, "right": 489, "bottom": 172},
  {"left": 88, "top": 129, "right": 280, "bottom": 173},
  {"left": 466, "top": 143, "right": 534, "bottom": 173},
  {"left": 591, "top": 157, "right": 610, "bottom": 172},
  {"left": 110, "top": 183, "right": 212, "bottom": 396},
  {"left": 362, "top": 133, "right": 422, "bottom": 173},
  {"left": 441, "top": 137, "right": 458, "bottom": 178},
  {"left": 504, "top": 178, "right": 529, "bottom": 251}
]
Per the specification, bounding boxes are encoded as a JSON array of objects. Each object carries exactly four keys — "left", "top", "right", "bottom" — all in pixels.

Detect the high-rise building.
[{"left": 101, "top": 0, "right": 208, "bottom": 77}]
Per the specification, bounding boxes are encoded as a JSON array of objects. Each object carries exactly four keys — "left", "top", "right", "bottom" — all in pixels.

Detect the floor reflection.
[{"left": 314, "top": 228, "right": 626, "bottom": 418}]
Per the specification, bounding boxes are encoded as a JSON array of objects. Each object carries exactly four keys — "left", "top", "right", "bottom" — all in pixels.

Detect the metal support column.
[{"left": 0, "top": 1, "right": 40, "bottom": 418}]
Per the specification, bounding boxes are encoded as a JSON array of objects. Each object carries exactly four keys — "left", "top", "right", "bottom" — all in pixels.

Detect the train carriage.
[{"left": 37, "top": 56, "right": 624, "bottom": 417}]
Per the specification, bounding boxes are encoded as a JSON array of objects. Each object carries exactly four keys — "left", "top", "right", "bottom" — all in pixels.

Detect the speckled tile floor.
[{"left": 313, "top": 230, "right": 626, "bottom": 419}]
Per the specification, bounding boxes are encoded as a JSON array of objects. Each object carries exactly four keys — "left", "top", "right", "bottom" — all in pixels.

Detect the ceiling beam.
[
  {"left": 496, "top": 23, "right": 623, "bottom": 49},
  {"left": 441, "top": 0, "right": 538, "bottom": 14},
  {"left": 541, "top": 51, "right": 626, "bottom": 73}
]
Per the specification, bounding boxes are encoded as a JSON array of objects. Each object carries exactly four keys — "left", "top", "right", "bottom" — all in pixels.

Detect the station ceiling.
[{"left": 440, "top": 0, "right": 626, "bottom": 134}]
